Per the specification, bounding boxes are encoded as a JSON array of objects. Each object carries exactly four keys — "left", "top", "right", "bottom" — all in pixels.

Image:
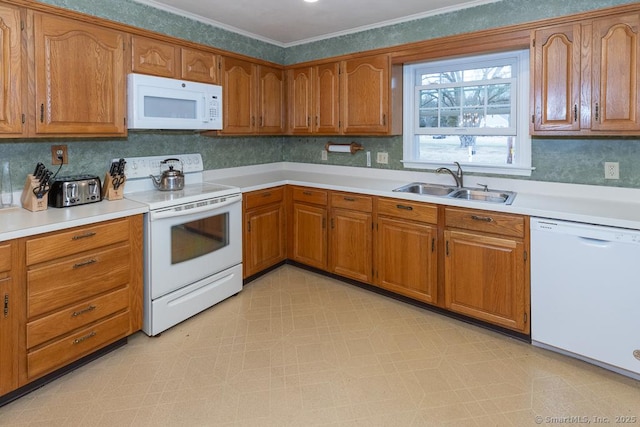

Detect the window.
[{"left": 403, "top": 50, "right": 531, "bottom": 176}]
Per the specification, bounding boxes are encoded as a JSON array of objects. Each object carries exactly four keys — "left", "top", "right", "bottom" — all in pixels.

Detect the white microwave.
[{"left": 127, "top": 73, "right": 222, "bottom": 130}]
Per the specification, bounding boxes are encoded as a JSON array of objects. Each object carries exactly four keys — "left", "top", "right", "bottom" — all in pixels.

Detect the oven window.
[{"left": 171, "top": 213, "right": 229, "bottom": 264}]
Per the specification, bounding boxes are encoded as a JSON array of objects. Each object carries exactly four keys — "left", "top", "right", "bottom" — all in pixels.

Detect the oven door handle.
[{"left": 149, "top": 194, "right": 241, "bottom": 221}]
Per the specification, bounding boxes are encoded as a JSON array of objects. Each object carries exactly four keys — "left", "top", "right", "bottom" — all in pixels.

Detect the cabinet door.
[
  {"left": 531, "top": 24, "right": 582, "bottom": 132},
  {"left": 32, "top": 12, "right": 126, "bottom": 136},
  {"left": 244, "top": 203, "right": 286, "bottom": 277},
  {"left": 315, "top": 62, "right": 340, "bottom": 134},
  {"left": 444, "top": 229, "right": 527, "bottom": 332},
  {"left": 376, "top": 217, "right": 437, "bottom": 304},
  {"left": 181, "top": 48, "right": 218, "bottom": 84},
  {"left": 0, "top": 242, "right": 18, "bottom": 395},
  {"left": 258, "top": 65, "right": 285, "bottom": 134},
  {"left": 131, "top": 35, "right": 179, "bottom": 78},
  {"left": 291, "top": 203, "right": 327, "bottom": 269},
  {"left": 591, "top": 13, "right": 640, "bottom": 131},
  {"left": 329, "top": 209, "right": 372, "bottom": 283},
  {"left": 0, "top": 4, "right": 25, "bottom": 136},
  {"left": 340, "top": 54, "right": 389, "bottom": 134},
  {"left": 288, "top": 67, "right": 313, "bottom": 134},
  {"left": 220, "top": 56, "right": 256, "bottom": 134}
]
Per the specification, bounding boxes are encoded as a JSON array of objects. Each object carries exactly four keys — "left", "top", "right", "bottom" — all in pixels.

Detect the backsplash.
[
  {"left": 283, "top": 136, "right": 640, "bottom": 188},
  {"left": 0, "top": 134, "right": 283, "bottom": 193},
  {"left": 1, "top": 0, "right": 640, "bottom": 194}
]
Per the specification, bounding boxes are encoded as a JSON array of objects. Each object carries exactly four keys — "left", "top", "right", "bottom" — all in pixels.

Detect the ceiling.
[{"left": 132, "top": 0, "right": 501, "bottom": 47}]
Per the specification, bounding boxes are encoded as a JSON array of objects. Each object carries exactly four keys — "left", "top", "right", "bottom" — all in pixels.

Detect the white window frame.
[{"left": 402, "top": 50, "right": 532, "bottom": 176}]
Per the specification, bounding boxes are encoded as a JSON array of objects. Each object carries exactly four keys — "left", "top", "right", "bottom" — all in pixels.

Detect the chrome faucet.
[{"left": 436, "top": 161, "right": 464, "bottom": 188}]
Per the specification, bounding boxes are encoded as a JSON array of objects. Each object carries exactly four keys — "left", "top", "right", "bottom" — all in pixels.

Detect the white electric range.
[{"left": 120, "top": 153, "right": 243, "bottom": 336}]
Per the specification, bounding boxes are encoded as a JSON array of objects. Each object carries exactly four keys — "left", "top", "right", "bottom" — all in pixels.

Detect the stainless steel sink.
[
  {"left": 393, "top": 182, "right": 516, "bottom": 205},
  {"left": 449, "top": 188, "right": 516, "bottom": 205},
  {"left": 392, "top": 182, "right": 456, "bottom": 196}
]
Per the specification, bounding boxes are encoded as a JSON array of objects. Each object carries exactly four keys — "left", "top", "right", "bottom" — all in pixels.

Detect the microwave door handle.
[
  {"left": 149, "top": 194, "right": 241, "bottom": 221},
  {"left": 202, "top": 96, "right": 208, "bottom": 122}
]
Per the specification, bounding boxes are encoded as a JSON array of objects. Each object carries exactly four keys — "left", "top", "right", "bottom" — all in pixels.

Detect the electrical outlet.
[
  {"left": 321, "top": 150, "right": 328, "bottom": 161},
  {"left": 604, "top": 161, "right": 619, "bottom": 179},
  {"left": 376, "top": 152, "right": 389, "bottom": 164},
  {"left": 51, "top": 144, "right": 68, "bottom": 165}
]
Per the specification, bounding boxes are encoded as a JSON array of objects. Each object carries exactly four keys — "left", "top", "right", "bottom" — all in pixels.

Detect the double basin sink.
[{"left": 393, "top": 182, "right": 516, "bottom": 205}]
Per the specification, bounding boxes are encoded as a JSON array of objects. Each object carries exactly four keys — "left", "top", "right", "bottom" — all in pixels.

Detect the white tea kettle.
[{"left": 149, "top": 158, "right": 185, "bottom": 191}]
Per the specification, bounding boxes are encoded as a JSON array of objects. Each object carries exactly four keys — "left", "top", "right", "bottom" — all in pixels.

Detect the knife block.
[
  {"left": 102, "top": 172, "right": 126, "bottom": 201},
  {"left": 21, "top": 174, "right": 48, "bottom": 212}
]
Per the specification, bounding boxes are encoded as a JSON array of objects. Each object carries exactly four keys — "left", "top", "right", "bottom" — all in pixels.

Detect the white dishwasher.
[{"left": 531, "top": 217, "right": 640, "bottom": 379}]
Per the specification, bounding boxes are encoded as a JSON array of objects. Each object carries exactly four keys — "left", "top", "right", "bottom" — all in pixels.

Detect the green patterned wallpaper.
[{"left": 1, "top": 0, "right": 640, "bottom": 193}]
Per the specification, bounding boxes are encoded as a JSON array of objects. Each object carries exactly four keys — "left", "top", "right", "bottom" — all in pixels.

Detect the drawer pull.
[
  {"left": 262, "top": 192, "right": 271, "bottom": 197},
  {"left": 72, "top": 305, "right": 97, "bottom": 317},
  {"left": 73, "top": 331, "right": 97, "bottom": 345},
  {"left": 73, "top": 259, "right": 97, "bottom": 269},
  {"left": 396, "top": 204, "right": 413, "bottom": 211},
  {"left": 343, "top": 197, "right": 356, "bottom": 202},
  {"left": 471, "top": 215, "right": 493, "bottom": 222},
  {"left": 72, "top": 231, "right": 96, "bottom": 240},
  {"left": 302, "top": 191, "right": 313, "bottom": 196}
]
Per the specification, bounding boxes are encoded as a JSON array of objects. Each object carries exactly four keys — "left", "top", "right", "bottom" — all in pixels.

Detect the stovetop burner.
[{"left": 118, "top": 154, "right": 240, "bottom": 210}]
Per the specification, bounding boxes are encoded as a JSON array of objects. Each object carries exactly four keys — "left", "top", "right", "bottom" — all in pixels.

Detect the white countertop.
[
  {"left": 3, "top": 161, "right": 640, "bottom": 242},
  {"left": 0, "top": 198, "right": 148, "bottom": 242},
  {"left": 205, "top": 162, "right": 640, "bottom": 230}
]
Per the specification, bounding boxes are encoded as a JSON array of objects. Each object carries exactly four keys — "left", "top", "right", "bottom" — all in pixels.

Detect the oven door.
[{"left": 147, "top": 194, "right": 242, "bottom": 299}]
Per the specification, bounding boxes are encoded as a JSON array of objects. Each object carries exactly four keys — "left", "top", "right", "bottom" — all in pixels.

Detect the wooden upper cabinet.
[
  {"left": 32, "top": 12, "right": 126, "bottom": 136},
  {"left": 0, "top": 4, "right": 25, "bottom": 137},
  {"left": 531, "top": 12, "right": 640, "bottom": 135},
  {"left": 220, "top": 56, "right": 284, "bottom": 135},
  {"left": 340, "top": 54, "right": 390, "bottom": 134},
  {"left": 591, "top": 13, "right": 640, "bottom": 132},
  {"left": 288, "top": 67, "right": 313, "bottom": 133},
  {"left": 315, "top": 62, "right": 341, "bottom": 134},
  {"left": 288, "top": 63, "right": 340, "bottom": 134},
  {"left": 220, "top": 56, "right": 256, "bottom": 134},
  {"left": 258, "top": 65, "right": 285, "bottom": 134},
  {"left": 181, "top": 47, "right": 219, "bottom": 84},
  {"left": 131, "top": 35, "right": 179, "bottom": 78},
  {"left": 531, "top": 24, "right": 582, "bottom": 132}
]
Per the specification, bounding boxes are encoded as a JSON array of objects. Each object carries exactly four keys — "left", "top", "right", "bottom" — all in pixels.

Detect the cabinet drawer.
[
  {"left": 0, "top": 242, "right": 11, "bottom": 272},
  {"left": 445, "top": 207, "right": 525, "bottom": 238},
  {"left": 27, "top": 244, "right": 130, "bottom": 318},
  {"left": 331, "top": 192, "right": 373, "bottom": 212},
  {"left": 377, "top": 197, "right": 438, "bottom": 224},
  {"left": 26, "top": 219, "right": 130, "bottom": 265},
  {"left": 27, "top": 287, "right": 129, "bottom": 349},
  {"left": 292, "top": 187, "right": 327, "bottom": 205},
  {"left": 27, "top": 311, "right": 130, "bottom": 380},
  {"left": 244, "top": 186, "right": 284, "bottom": 209}
]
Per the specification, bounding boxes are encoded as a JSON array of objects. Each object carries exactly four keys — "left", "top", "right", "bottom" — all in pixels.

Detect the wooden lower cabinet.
[
  {"left": 290, "top": 187, "right": 328, "bottom": 270},
  {"left": 243, "top": 187, "right": 286, "bottom": 278},
  {"left": 329, "top": 193, "right": 373, "bottom": 283},
  {"left": 0, "top": 241, "right": 19, "bottom": 396},
  {"left": 6, "top": 215, "right": 144, "bottom": 391},
  {"left": 246, "top": 186, "right": 530, "bottom": 335},
  {"left": 444, "top": 207, "right": 529, "bottom": 333},
  {"left": 375, "top": 198, "right": 438, "bottom": 304}
]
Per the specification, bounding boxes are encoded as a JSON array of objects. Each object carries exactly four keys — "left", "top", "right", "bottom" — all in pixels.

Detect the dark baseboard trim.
[
  {"left": 277, "top": 260, "right": 531, "bottom": 343},
  {"left": 0, "top": 337, "right": 128, "bottom": 408}
]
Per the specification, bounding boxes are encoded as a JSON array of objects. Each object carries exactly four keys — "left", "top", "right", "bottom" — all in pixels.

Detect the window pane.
[
  {"left": 404, "top": 49, "right": 530, "bottom": 174},
  {"left": 416, "top": 135, "right": 516, "bottom": 164}
]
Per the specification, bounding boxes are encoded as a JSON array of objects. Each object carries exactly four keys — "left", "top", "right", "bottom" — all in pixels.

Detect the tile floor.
[{"left": 1, "top": 265, "right": 639, "bottom": 426}]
